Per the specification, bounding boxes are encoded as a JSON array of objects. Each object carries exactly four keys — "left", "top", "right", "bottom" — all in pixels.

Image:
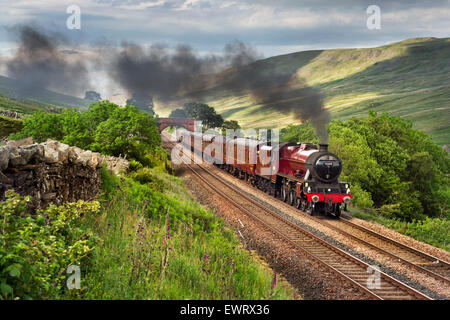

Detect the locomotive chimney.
[{"left": 319, "top": 144, "right": 328, "bottom": 152}]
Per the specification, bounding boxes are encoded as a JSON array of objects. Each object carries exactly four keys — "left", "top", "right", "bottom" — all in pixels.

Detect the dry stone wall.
[{"left": 0, "top": 139, "right": 129, "bottom": 210}]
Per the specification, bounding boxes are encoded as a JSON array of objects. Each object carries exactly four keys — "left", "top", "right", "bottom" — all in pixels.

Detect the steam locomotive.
[{"left": 179, "top": 131, "right": 352, "bottom": 217}]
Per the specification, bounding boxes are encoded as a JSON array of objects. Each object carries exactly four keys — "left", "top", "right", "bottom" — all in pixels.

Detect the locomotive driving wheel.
[
  {"left": 281, "top": 185, "right": 288, "bottom": 202},
  {"left": 295, "top": 197, "right": 302, "bottom": 209},
  {"left": 288, "top": 190, "right": 295, "bottom": 206}
]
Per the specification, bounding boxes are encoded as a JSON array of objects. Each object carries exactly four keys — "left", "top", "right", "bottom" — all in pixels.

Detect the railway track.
[
  {"left": 242, "top": 170, "right": 450, "bottom": 284},
  {"left": 164, "top": 135, "right": 432, "bottom": 299},
  {"left": 332, "top": 217, "right": 450, "bottom": 282},
  {"left": 193, "top": 142, "right": 450, "bottom": 285}
]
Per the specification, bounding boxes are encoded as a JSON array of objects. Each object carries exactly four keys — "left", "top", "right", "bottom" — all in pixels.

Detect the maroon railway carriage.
[{"left": 177, "top": 130, "right": 352, "bottom": 217}]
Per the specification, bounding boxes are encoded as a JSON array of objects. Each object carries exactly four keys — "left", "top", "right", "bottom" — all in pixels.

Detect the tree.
[
  {"left": 127, "top": 93, "right": 155, "bottom": 115},
  {"left": 61, "top": 101, "right": 118, "bottom": 148},
  {"left": 280, "top": 111, "right": 450, "bottom": 220},
  {"left": 169, "top": 108, "right": 188, "bottom": 118},
  {"left": 84, "top": 91, "right": 102, "bottom": 101},
  {"left": 91, "top": 105, "right": 161, "bottom": 165},
  {"left": 9, "top": 111, "right": 64, "bottom": 142},
  {"left": 183, "top": 102, "right": 223, "bottom": 128},
  {"left": 280, "top": 122, "right": 319, "bottom": 144},
  {"left": 222, "top": 120, "right": 241, "bottom": 130}
]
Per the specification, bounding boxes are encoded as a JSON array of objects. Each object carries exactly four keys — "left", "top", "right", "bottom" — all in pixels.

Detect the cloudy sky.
[
  {"left": 0, "top": 0, "right": 448, "bottom": 98},
  {"left": 1, "top": 0, "right": 449, "bottom": 57}
]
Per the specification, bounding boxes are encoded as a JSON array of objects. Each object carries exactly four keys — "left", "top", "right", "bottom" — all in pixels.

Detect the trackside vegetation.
[
  {"left": 1, "top": 101, "right": 294, "bottom": 299},
  {"left": 78, "top": 167, "right": 293, "bottom": 299},
  {"left": 281, "top": 111, "right": 449, "bottom": 250}
]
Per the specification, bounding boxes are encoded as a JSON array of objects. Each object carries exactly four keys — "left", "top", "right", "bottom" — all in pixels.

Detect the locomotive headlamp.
[
  {"left": 346, "top": 188, "right": 351, "bottom": 194},
  {"left": 307, "top": 187, "right": 311, "bottom": 193},
  {"left": 312, "top": 195, "right": 319, "bottom": 203},
  {"left": 305, "top": 183, "right": 309, "bottom": 187},
  {"left": 343, "top": 196, "right": 351, "bottom": 204},
  {"left": 345, "top": 184, "right": 348, "bottom": 189}
]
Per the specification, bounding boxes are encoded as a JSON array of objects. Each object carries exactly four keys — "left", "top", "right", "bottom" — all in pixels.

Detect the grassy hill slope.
[
  {"left": 155, "top": 37, "right": 449, "bottom": 145},
  {"left": 0, "top": 75, "right": 90, "bottom": 112},
  {"left": 0, "top": 93, "right": 64, "bottom": 115}
]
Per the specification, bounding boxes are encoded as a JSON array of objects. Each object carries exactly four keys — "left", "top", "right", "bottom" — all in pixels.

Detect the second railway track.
[{"left": 226, "top": 159, "right": 450, "bottom": 284}]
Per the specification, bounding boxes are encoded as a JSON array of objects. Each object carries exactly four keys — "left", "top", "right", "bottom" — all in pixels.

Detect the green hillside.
[
  {"left": 156, "top": 37, "right": 449, "bottom": 145},
  {"left": 0, "top": 93, "right": 63, "bottom": 115},
  {"left": 0, "top": 75, "right": 90, "bottom": 112}
]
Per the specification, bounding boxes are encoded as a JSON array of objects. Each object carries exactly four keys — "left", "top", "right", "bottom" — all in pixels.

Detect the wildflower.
[
  {"left": 271, "top": 272, "right": 277, "bottom": 290},
  {"left": 166, "top": 217, "right": 171, "bottom": 240}
]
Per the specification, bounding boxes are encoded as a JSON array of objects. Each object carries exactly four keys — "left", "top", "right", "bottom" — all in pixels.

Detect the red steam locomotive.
[{"left": 179, "top": 130, "right": 352, "bottom": 217}]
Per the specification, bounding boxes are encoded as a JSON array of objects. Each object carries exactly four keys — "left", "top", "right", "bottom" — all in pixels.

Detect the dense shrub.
[
  {"left": 10, "top": 111, "right": 64, "bottom": 142},
  {"left": 0, "top": 191, "right": 99, "bottom": 299}
]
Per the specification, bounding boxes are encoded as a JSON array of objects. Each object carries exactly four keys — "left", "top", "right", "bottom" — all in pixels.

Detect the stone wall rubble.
[{"left": 0, "top": 138, "right": 129, "bottom": 210}]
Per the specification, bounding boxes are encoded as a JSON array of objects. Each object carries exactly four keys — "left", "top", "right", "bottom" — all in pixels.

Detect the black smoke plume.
[
  {"left": 108, "top": 38, "right": 329, "bottom": 141},
  {"left": 4, "top": 25, "right": 329, "bottom": 141},
  {"left": 107, "top": 40, "right": 263, "bottom": 102},
  {"left": 217, "top": 59, "right": 330, "bottom": 142},
  {"left": 255, "top": 85, "right": 329, "bottom": 143},
  {"left": 6, "top": 25, "right": 90, "bottom": 96}
]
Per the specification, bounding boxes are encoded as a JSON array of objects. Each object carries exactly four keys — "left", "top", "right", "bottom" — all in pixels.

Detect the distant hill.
[
  {"left": 155, "top": 37, "right": 449, "bottom": 145},
  {"left": 0, "top": 75, "right": 90, "bottom": 113}
]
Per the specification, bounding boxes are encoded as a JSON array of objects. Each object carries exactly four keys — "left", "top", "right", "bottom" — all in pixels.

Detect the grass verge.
[
  {"left": 75, "top": 167, "right": 296, "bottom": 299},
  {"left": 349, "top": 207, "right": 449, "bottom": 252}
]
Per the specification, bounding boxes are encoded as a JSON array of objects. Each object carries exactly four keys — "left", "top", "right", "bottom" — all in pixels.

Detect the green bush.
[
  {"left": 129, "top": 159, "right": 144, "bottom": 171},
  {"left": 9, "top": 111, "right": 64, "bottom": 142},
  {"left": 0, "top": 191, "right": 99, "bottom": 299},
  {"left": 348, "top": 183, "right": 374, "bottom": 208}
]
